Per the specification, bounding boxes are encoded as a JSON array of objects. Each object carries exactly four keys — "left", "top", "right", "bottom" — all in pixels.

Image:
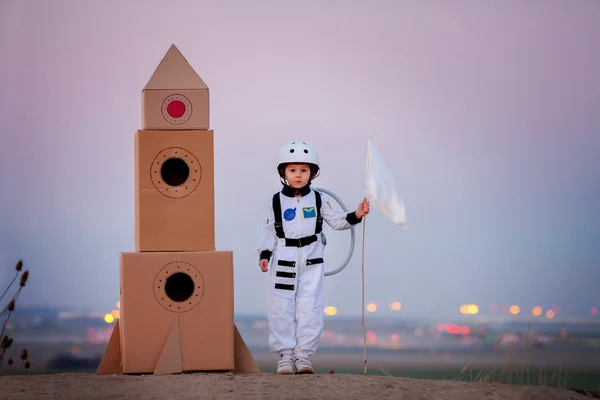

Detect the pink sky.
[{"left": 0, "top": 0, "right": 599, "bottom": 317}]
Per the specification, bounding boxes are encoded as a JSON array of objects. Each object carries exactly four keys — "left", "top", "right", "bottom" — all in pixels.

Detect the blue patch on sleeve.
[
  {"left": 284, "top": 208, "right": 296, "bottom": 221},
  {"left": 302, "top": 206, "right": 317, "bottom": 219}
]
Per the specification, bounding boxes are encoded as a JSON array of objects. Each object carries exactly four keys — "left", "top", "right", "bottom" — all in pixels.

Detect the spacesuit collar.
[{"left": 281, "top": 183, "right": 312, "bottom": 197}]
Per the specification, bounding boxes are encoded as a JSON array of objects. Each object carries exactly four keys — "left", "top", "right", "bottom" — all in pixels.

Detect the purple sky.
[{"left": 0, "top": 0, "right": 599, "bottom": 318}]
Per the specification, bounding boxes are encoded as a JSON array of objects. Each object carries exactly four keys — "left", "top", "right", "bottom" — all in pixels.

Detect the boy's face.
[{"left": 284, "top": 163, "right": 311, "bottom": 188}]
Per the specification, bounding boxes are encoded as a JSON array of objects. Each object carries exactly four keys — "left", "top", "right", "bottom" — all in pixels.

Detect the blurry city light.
[
  {"left": 490, "top": 304, "right": 498, "bottom": 312},
  {"left": 322, "top": 329, "right": 335, "bottom": 338},
  {"left": 104, "top": 314, "right": 114, "bottom": 323},
  {"left": 117, "top": 301, "right": 120, "bottom": 309},
  {"left": 434, "top": 323, "right": 472, "bottom": 336},
  {"left": 532, "top": 306, "right": 543, "bottom": 317},
  {"left": 324, "top": 306, "right": 337, "bottom": 316},
  {"left": 591, "top": 307, "right": 598, "bottom": 316},
  {"left": 390, "top": 301, "right": 402, "bottom": 311},
  {"left": 509, "top": 305, "right": 520, "bottom": 315},
  {"left": 366, "top": 331, "right": 378, "bottom": 344},
  {"left": 466, "top": 304, "right": 479, "bottom": 315},
  {"left": 457, "top": 304, "right": 479, "bottom": 315},
  {"left": 459, "top": 304, "right": 479, "bottom": 315},
  {"left": 390, "top": 333, "right": 400, "bottom": 343},
  {"left": 366, "top": 303, "right": 377, "bottom": 312},
  {"left": 447, "top": 325, "right": 461, "bottom": 334},
  {"left": 546, "top": 310, "right": 555, "bottom": 319},
  {"left": 110, "top": 309, "right": 120, "bottom": 319}
]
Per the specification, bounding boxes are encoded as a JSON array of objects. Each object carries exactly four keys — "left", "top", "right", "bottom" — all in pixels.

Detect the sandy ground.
[{"left": 0, "top": 372, "right": 593, "bottom": 400}]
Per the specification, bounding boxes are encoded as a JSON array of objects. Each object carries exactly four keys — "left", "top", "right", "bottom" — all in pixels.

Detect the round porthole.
[
  {"left": 150, "top": 146, "right": 202, "bottom": 199},
  {"left": 154, "top": 261, "right": 205, "bottom": 312}
]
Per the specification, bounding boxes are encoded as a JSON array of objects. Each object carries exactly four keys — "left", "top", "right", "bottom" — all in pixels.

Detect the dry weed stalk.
[
  {"left": 0, "top": 260, "right": 31, "bottom": 374},
  {"left": 526, "top": 328, "right": 539, "bottom": 385},
  {"left": 521, "top": 324, "right": 530, "bottom": 385},
  {"left": 491, "top": 332, "right": 504, "bottom": 379},
  {"left": 555, "top": 332, "right": 570, "bottom": 388},
  {"left": 452, "top": 324, "right": 571, "bottom": 389}
]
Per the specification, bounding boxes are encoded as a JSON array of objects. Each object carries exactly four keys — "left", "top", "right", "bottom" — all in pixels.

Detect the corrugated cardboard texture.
[
  {"left": 119, "top": 251, "right": 234, "bottom": 374},
  {"left": 134, "top": 129, "right": 215, "bottom": 252},
  {"left": 142, "top": 44, "right": 209, "bottom": 130}
]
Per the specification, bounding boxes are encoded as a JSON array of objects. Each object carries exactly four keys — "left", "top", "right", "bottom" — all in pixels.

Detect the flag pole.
[
  {"left": 361, "top": 213, "right": 367, "bottom": 375},
  {"left": 362, "top": 134, "right": 372, "bottom": 375}
]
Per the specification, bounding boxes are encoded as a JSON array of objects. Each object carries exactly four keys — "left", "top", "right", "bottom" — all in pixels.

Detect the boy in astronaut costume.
[{"left": 257, "top": 141, "right": 369, "bottom": 374}]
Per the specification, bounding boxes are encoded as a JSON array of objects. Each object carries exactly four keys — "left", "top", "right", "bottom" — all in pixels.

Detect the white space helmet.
[
  {"left": 276, "top": 141, "right": 320, "bottom": 180},
  {"left": 277, "top": 141, "right": 320, "bottom": 167}
]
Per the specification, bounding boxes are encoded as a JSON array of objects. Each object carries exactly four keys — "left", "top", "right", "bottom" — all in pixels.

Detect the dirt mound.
[{"left": 0, "top": 372, "right": 592, "bottom": 399}]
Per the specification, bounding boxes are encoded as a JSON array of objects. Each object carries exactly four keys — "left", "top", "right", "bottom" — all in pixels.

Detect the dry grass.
[
  {"left": 346, "top": 320, "right": 598, "bottom": 398},
  {"left": 439, "top": 324, "right": 575, "bottom": 389},
  {"left": 0, "top": 259, "right": 31, "bottom": 374}
]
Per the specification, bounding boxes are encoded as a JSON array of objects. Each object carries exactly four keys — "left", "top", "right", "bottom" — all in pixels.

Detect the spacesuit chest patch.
[
  {"left": 302, "top": 206, "right": 317, "bottom": 219},
  {"left": 283, "top": 208, "right": 296, "bottom": 221}
]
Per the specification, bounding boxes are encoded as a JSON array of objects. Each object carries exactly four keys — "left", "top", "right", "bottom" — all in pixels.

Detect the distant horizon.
[
  {"left": 1, "top": 1, "right": 599, "bottom": 316},
  {"left": 13, "top": 303, "right": 600, "bottom": 321}
]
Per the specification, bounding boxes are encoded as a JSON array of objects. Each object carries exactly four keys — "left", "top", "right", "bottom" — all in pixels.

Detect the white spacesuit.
[{"left": 257, "top": 141, "right": 362, "bottom": 373}]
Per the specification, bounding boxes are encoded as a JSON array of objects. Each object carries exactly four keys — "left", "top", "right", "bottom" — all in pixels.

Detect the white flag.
[{"left": 364, "top": 137, "right": 408, "bottom": 228}]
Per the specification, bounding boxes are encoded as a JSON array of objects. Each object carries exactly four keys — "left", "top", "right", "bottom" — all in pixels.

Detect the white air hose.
[{"left": 314, "top": 187, "right": 356, "bottom": 277}]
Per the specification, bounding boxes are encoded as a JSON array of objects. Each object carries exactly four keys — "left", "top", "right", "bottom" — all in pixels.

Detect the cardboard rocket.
[{"left": 96, "top": 44, "right": 259, "bottom": 375}]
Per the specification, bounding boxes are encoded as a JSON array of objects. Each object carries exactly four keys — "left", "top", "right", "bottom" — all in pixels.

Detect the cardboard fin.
[
  {"left": 96, "top": 319, "right": 122, "bottom": 375},
  {"left": 153, "top": 316, "right": 183, "bottom": 375},
  {"left": 234, "top": 324, "right": 260, "bottom": 373}
]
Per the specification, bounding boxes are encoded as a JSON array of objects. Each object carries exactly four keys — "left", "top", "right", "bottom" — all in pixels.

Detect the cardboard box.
[
  {"left": 119, "top": 251, "right": 234, "bottom": 373},
  {"left": 134, "top": 129, "right": 215, "bottom": 252},
  {"left": 142, "top": 45, "right": 209, "bottom": 130}
]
